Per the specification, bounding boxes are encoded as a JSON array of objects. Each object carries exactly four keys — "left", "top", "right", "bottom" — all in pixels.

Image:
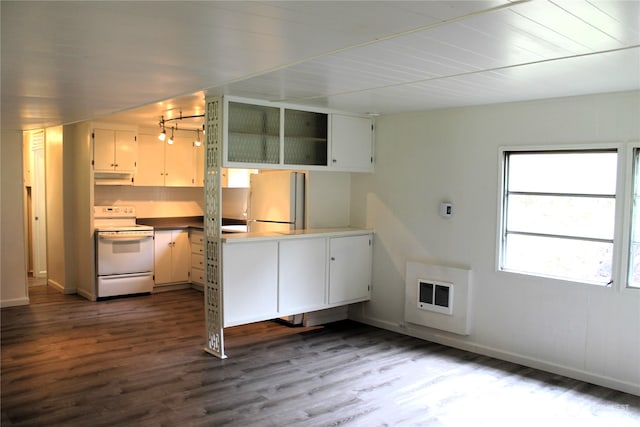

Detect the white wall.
[
  {"left": 350, "top": 91, "right": 640, "bottom": 395},
  {"left": 1, "top": 130, "right": 29, "bottom": 307},
  {"left": 64, "top": 123, "right": 95, "bottom": 300},
  {"left": 307, "top": 171, "right": 351, "bottom": 228},
  {"left": 94, "top": 186, "right": 204, "bottom": 218}
]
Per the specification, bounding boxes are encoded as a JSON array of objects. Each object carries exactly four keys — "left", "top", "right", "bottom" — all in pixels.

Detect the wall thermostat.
[{"left": 439, "top": 202, "right": 453, "bottom": 218}]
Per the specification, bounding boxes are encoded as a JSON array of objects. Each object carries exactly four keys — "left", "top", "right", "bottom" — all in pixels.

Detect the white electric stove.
[{"left": 94, "top": 206, "right": 154, "bottom": 298}]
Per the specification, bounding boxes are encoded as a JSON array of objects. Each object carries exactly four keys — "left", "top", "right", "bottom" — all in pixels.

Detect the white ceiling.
[{"left": 2, "top": 0, "right": 639, "bottom": 131}]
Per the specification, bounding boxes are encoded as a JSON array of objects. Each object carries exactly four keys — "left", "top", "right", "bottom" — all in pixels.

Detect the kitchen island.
[
  {"left": 221, "top": 227, "right": 374, "bottom": 328},
  {"left": 135, "top": 218, "right": 373, "bottom": 330}
]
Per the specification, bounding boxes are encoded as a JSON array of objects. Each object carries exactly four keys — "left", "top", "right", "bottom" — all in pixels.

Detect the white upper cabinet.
[
  {"left": 164, "top": 135, "right": 197, "bottom": 187},
  {"left": 283, "top": 109, "right": 328, "bottom": 167},
  {"left": 329, "top": 114, "right": 374, "bottom": 172},
  {"left": 93, "top": 127, "right": 137, "bottom": 173},
  {"left": 135, "top": 132, "right": 203, "bottom": 187},
  {"left": 135, "top": 133, "right": 165, "bottom": 186},
  {"left": 225, "top": 100, "right": 281, "bottom": 167},
  {"left": 222, "top": 97, "right": 373, "bottom": 172}
]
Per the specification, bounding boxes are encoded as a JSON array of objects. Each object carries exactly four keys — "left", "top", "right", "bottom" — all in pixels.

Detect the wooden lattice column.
[{"left": 203, "top": 96, "right": 226, "bottom": 359}]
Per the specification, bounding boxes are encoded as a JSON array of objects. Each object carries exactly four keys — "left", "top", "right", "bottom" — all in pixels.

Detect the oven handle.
[
  {"left": 99, "top": 234, "right": 153, "bottom": 242},
  {"left": 98, "top": 272, "right": 153, "bottom": 280}
]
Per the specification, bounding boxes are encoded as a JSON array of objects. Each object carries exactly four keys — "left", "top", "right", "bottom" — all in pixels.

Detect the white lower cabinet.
[
  {"left": 223, "top": 241, "right": 279, "bottom": 327},
  {"left": 221, "top": 231, "right": 372, "bottom": 327},
  {"left": 154, "top": 230, "right": 190, "bottom": 286},
  {"left": 328, "top": 234, "right": 372, "bottom": 304},
  {"left": 279, "top": 238, "right": 327, "bottom": 314}
]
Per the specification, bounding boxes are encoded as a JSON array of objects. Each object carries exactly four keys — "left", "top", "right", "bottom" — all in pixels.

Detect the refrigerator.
[{"left": 248, "top": 171, "right": 305, "bottom": 232}]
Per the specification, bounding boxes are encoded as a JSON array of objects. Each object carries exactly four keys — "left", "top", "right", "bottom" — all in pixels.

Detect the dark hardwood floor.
[{"left": 2, "top": 286, "right": 639, "bottom": 426}]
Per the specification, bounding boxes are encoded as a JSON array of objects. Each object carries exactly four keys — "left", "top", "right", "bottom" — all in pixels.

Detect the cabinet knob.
[
  {"left": 331, "top": 257, "right": 336, "bottom": 261},
  {"left": 332, "top": 159, "right": 337, "bottom": 163}
]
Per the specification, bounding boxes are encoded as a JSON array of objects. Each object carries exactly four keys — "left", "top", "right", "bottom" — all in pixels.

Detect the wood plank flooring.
[{"left": 2, "top": 286, "right": 639, "bottom": 426}]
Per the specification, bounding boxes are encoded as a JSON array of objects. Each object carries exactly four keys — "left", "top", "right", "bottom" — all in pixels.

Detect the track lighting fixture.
[{"left": 158, "top": 111, "right": 205, "bottom": 145}]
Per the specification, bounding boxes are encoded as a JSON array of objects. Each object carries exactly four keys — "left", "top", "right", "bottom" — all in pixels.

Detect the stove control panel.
[{"left": 94, "top": 206, "right": 136, "bottom": 218}]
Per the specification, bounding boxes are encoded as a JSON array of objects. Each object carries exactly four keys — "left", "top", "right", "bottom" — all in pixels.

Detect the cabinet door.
[
  {"left": 226, "top": 101, "right": 281, "bottom": 166},
  {"left": 330, "top": 114, "right": 374, "bottom": 172},
  {"left": 283, "top": 109, "right": 328, "bottom": 166},
  {"left": 114, "top": 130, "right": 137, "bottom": 172},
  {"left": 93, "top": 128, "right": 116, "bottom": 172},
  {"left": 154, "top": 230, "right": 190, "bottom": 285},
  {"left": 222, "top": 241, "right": 278, "bottom": 327},
  {"left": 279, "top": 238, "right": 326, "bottom": 314},
  {"left": 328, "top": 234, "right": 372, "bottom": 304},
  {"left": 135, "top": 134, "right": 165, "bottom": 186},
  {"left": 154, "top": 231, "right": 173, "bottom": 285},
  {"left": 194, "top": 141, "right": 205, "bottom": 187},
  {"left": 171, "top": 230, "right": 191, "bottom": 283},
  {"left": 165, "top": 135, "right": 195, "bottom": 187}
]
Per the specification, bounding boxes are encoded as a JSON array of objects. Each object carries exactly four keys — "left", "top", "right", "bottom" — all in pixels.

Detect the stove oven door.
[{"left": 96, "top": 232, "right": 154, "bottom": 276}]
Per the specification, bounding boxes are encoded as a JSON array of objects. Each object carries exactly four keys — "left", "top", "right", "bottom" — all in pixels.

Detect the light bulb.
[{"left": 158, "top": 130, "right": 166, "bottom": 141}]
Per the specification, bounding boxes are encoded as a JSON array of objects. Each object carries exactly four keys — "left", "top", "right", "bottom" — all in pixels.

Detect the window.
[
  {"left": 627, "top": 149, "right": 640, "bottom": 288},
  {"left": 499, "top": 150, "right": 618, "bottom": 285}
]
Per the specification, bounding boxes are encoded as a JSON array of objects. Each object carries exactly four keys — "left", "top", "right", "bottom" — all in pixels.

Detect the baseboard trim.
[
  {"left": 0, "top": 297, "right": 30, "bottom": 308},
  {"left": 47, "top": 279, "right": 65, "bottom": 293},
  {"left": 356, "top": 315, "right": 640, "bottom": 397},
  {"left": 76, "top": 288, "right": 96, "bottom": 302}
]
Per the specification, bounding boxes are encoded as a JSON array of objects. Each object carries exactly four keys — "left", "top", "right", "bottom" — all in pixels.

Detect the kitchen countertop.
[
  {"left": 135, "top": 217, "right": 366, "bottom": 241},
  {"left": 136, "top": 217, "right": 249, "bottom": 232},
  {"left": 137, "top": 216, "right": 204, "bottom": 230},
  {"left": 221, "top": 227, "right": 374, "bottom": 243}
]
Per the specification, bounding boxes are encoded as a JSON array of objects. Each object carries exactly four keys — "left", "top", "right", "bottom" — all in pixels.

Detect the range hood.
[{"left": 94, "top": 172, "right": 134, "bottom": 186}]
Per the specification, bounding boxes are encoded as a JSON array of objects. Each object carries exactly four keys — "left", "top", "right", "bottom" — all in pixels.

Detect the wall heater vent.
[
  {"left": 405, "top": 261, "right": 472, "bottom": 336},
  {"left": 418, "top": 279, "right": 453, "bottom": 315}
]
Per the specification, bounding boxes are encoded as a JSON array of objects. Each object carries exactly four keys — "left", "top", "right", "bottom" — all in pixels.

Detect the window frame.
[
  {"left": 624, "top": 143, "right": 640, "bottom": 289},
  {"left": 496, "top": 143, "right": 628, "bottom": 288}
]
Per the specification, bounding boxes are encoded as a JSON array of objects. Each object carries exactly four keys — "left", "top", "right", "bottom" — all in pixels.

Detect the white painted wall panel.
[
  {"left": 350, "top": 90, "right": 640, "bottom": 395},
  {"left": 1, "top": 130, "right": 29, "bottom": 307}
]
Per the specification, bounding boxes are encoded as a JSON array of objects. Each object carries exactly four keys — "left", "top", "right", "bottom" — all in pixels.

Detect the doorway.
[{"left": 26, "top": 131, "right": 47, "bottom": 282}]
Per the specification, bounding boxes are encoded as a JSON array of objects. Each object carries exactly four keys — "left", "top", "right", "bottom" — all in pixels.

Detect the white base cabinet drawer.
[
  {"left": 191, "top": 253, "right": 204, "bottom": 271},
  {"left": 191, "top": 267, "right": 205, "bottom": 285},
  {"left": 190, "top": 229, "right": 205, "bottom": 286}
]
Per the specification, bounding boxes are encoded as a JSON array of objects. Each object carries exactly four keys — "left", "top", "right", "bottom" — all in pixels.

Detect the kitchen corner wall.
[
  {"left": 94, "top": 186, "right": 204, "bottom": 218},
  {"left": 1, "top": 129, "right": 29, "bottom": 307},
  {"left": 350, "top": 90, "right": 640, "bottom": 395}
]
